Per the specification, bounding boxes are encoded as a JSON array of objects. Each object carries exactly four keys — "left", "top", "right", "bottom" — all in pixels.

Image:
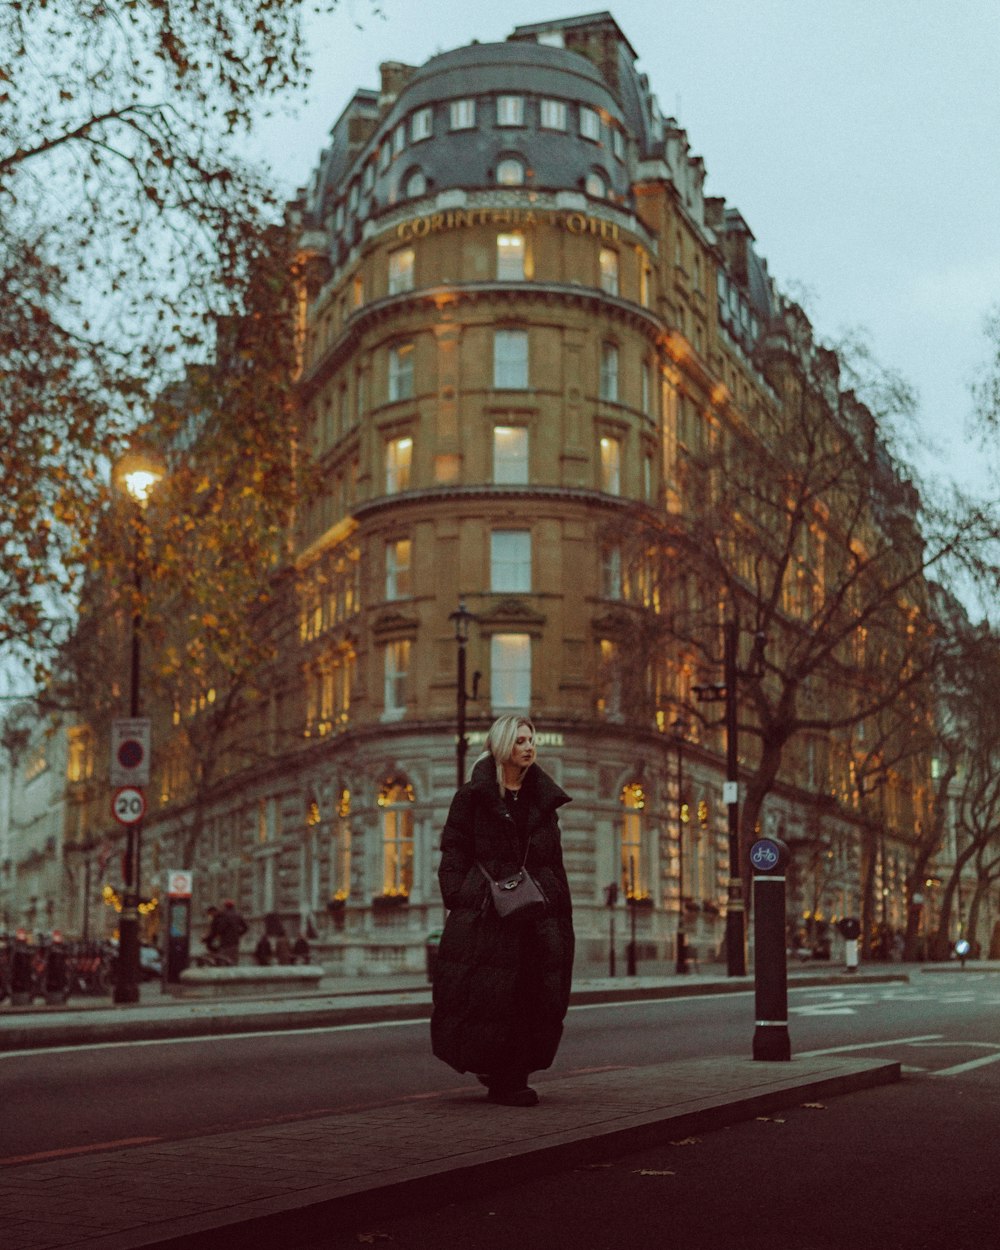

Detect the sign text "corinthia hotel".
[{"left": 396, "top": 209, "right": 621, "bottom": 242}]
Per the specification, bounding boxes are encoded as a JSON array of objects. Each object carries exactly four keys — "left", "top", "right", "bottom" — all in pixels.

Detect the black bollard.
[
  {"left": 45, "top": 934, "right": 70, "bottom": 1005},
  {"left": 751, "top": 838, "right": 791, "bottom": 1062},
  {"left": 11, "top": 941, "right": 35, "bottom": 1006}
]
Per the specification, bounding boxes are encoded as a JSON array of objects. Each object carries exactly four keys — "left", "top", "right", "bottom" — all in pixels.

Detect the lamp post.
[
  {"left": 448, "top": 599, "right": 480, "bottom": 788},
  {"left": 112, "top": 456, "right": 162, "bottom": 1005},
  {"left": 672, "top": 717, "right": 689, "bottom": 975}
]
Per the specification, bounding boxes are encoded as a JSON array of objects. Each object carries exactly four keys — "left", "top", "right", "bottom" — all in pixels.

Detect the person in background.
[
  {"left": 292, "top": 933, "right": 311, "bottom": 964},
  {"left": 209, "top": 899, "right": 248, "bottom": 966}
]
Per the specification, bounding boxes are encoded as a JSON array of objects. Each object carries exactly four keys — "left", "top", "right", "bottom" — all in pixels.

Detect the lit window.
[
  {"left": 585, "top": 171, "right": 606, "bottom": 198},
  {"left": 352, "top": 273, "right": 364, "bottom": 308},
  {"left": 405, "top": 169, "right": 427, "bottom": 198},
  {"left": 598, "top": 639, "right": 622, "bottom": 719},
  {"left": 497, "top": 232, "right": 525, "bottom": 280},
  {"left": 540, "top": 99, "right": 567, "bottom": 130},
  {"left": 580, "top": 106, "right": 601, "bottom": 141},
  {"left": 493, "top": 329, "right": 528, "bottom": 389},
  {"left": 385, "top": 538, "right": 411, "bottom": 600},
  {"left": 383, "top": 641, "right": 410, "bottom": 720},
  {"left": 599, "top": 247, "right": 618, "bottom": 295},
  {"left": 385, "top": 435, "right": 412, "bottom": 493},
  {"left": 601, "top": 546, "right": 622, "bottom": 600},
  {"left": 491, "top": 634, "right": 531, "bottom": 712},
  {"left": 496, "top": 158, "right": 525, "bottom": 186},
  {"left": 600, "top": 343, "right": 619, "bottom": 402},
  {"left": 491, "top": 531, "right": 531, "bottom": 592},
  {"left": 388, "top": 247, "right": 415, "bottom": 295},
  {"left": 497, "top": 95, "right": 524, "bottom": 126},
  {"left": 620, "top": 782, "right": 648, "bottom": 900},
  {"left": 493, "top": 425, "right": 528, "bottom": 484},
  {"left": 600, "top": 435, "right": 621, "bottom": 493},
  {"left": 410, "top": 108, "right": 433, "bottom": 142},
  {"left": 639, "top": 264, "right": 651, "bottom": 307},
  {"left": 388, "top": 342, "right": 414, "bottom": 402},
  {"left": 449, "top": 99, "right": 475, "bottom": 129},
  {"left": 380, "top": 779, "right": 414, "bottom": 894}
]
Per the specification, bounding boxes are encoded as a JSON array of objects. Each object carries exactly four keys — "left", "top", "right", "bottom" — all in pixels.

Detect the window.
[
  {"left": 580, "top": 106, "right": 601, "bottom": 141},
  {"left": 643, "top": 454, "right": 653, "bottom": 500},
  {"left": 601, "top": 545, "right": 622, "bottom": 600},
  {"left": 334, "top": 202, "right": 344, "bottom": 231},
  {"left": 380, "top": 779, "right": 414, "bottom": 895},
  {"left": 383, "top": 641, "right": 410, "bottom": 720},
  {"left": 598, "top": 639, "right": 622, "bottom": 719},
  {"left": 405, "top": 169, "right": 427, "bottom": 198},
  {"left": 385, "top": 538, "right": 411, "bottom": 600},
  {"left": 540, "top": 99, "right": 567, "bottom": 130},
  {"left": 497, "top": 232, "right": 525, "bottom": 280},
  {"left": 494, "top": 328, "right": 528, "bottom": 389},
  {"left": 410, "top": 107, "right": 432, "bottom": 142},
  {"left": 491, "top": 634, "right": 531, "bottom": 712},
  {"left": 491, "top": 531, "right": 531, "bottom": 592},
  {"left": 600, "top": 343, "right": 619, "bottom": 402},
  {"left": 497, "top": 95, "right": 524, "bottom": 126},
  {"left": 585, "top": 171, "right": 606, "bottom": 198},
  {"left": 496, "top": 157, "right": 525, "bottom": 186},
  {"left": 392, "top": 123, "right": 406, "bottom": 155},
  {"left": 388, "top": 247, "right": 414, "bottom": 294},
  {"left": 612, "top": 128, "right": 625, "bottom": 160},
  {"left": 620, "top": 783, "right": 648, "bottom": 900},
  {"left": 378, "top": 143, "right": 391, "bottom": 171},
  {"left": 388, "top": 342, "right": 414, "bottom": 402},
  {"left": 449, "top": 98, "right": 475, "bottom": 129},
  {"left": 363, "top": 163, "right": 374, "bottom": 192},
  {"left": 385, "top": 435, "right": 412, "bottom": 493},
  {"left": 639, "top": 264, "right": 651, "bottom": 307},
  {"left": 600, "top": 435, "right": 621, "bottom": 493},
  {"left": 348, "top": 182, "right": 358, "bottom": 210},
  {"left": 599, "top": 247, "right": 618, "bottom": 295},
  {"left": 493, "top": 425, "right": 528, "bottom": 484},
  {"left": 352, "top": 273, "right": 364, "bottom": 308},
  {"left": 641, "top": 362, "right": 651, "bottom": 414}
]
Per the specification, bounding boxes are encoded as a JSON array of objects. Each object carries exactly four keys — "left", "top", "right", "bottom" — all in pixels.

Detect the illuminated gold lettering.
[
  {"left": 397, "top": 221, "right": 413, "bottom": 241},
  {"left": 565, "top": 212, "right": 587, "bottom": 234},
  {"left": 523, "top": 211, "right": 537, "bottom": 226},
  {"left": 429, "top": 213, "right": 445, "bottom": 232},
  {"left": 411, "top": 216, "right": 430, "bottom": 237}
]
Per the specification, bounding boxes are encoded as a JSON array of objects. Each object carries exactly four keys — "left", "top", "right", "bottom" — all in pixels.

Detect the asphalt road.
[{"left": 3, "top": 971, "right": 1000, "bottom": 1167}]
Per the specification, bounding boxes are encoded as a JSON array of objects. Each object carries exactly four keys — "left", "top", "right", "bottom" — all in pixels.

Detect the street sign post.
[{"left": 111, "top": 718, "right": 151, "bottom": 787}]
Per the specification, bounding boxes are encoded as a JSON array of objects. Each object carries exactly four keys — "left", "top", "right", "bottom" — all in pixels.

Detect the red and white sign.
[
  {"left": 112, "top": 786, "right": 146, "bottom": 826},
  {"left": 110, "top": 718, "right": 151, "bottom": 788},
  {"left": 167, "top": 870, "right": 193, "bottom": 898}
]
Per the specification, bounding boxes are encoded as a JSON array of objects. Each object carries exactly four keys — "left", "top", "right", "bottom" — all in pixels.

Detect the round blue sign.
[{"left": 750, "top": 839, "right": 781, "bottom": 872}]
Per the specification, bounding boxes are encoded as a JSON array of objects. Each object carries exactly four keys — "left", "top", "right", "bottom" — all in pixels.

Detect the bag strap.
[{"left": 477, "top": 840, "right": 530, "bottom": 886}]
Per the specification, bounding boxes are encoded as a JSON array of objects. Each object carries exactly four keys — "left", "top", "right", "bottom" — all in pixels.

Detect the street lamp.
[
  {"left": 672, "top": 716, "right": 689, "bottom": 975},
  {"left": 112, "top": 452, "right": 162, "bottom": 1005},
  {"left": 448, "top": 599, "right": 480, "bottom": 788}
]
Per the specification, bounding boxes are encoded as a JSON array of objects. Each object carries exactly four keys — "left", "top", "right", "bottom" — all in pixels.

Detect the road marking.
[
  {"left": 789, "top": 1005, "right": 858, "bottom": 1015},
  {"left": 1, "top": 1136, "right": 161, "bottom": 1166},
  {"left": 797, "top": 1034, "right": 943, "bottom": 1057},
  {"left": 931, "top": 1053, "right": 1000, "bottom": 1077}
]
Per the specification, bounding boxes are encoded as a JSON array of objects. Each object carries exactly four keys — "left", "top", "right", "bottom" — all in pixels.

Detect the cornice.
[{"left": 351, "top": 483, "right": 635, "bottom": 522}]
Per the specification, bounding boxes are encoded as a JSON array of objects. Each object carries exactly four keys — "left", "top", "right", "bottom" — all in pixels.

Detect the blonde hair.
[{"left": 479, "top": 714, "right": 536, "bottom": 795}]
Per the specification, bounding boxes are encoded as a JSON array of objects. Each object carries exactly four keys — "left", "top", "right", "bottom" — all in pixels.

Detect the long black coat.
[{"left": 430, "top": 756, "right": 574, "bottom": 1077}]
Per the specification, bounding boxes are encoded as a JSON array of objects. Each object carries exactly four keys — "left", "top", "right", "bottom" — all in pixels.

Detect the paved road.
[{"left": 3, "top": 972, "right": 997, "bottom": 1162}]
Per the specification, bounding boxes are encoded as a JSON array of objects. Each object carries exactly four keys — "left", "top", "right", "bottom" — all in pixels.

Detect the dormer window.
[
  {"left": 540, "top": 99, "right": 567, "bottom": 130},
  {"left": 410, "top": 107, "right": 433, "bottom": 142},
  {"left": 449, "top": 99, "right": 475, "bottom": 130},
  {"left": 496, "top": 157, "right": 525, "bottom": 186},
  {"left": 497, "top": 95, "right": 524, "bottom": 126},
  {"left": 580, "top": 107, "right": 601, "bottom": 142},
  {"left": 405, "top": 168, "right": 427, "bottom": 198},
  {"left": 585, "top": 171, "right": 606, "bottom": 199},
  {"left": 612, "top": 129, "right": 625, "bottom": 160}
]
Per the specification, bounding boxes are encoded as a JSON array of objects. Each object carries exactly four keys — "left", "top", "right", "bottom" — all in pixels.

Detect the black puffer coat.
[{"left": 430, "top": 756, "right": 574, "bottom": 1077}]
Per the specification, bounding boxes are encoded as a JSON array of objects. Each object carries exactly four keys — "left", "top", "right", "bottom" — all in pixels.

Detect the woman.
[{"left": 431, "top": 714, "right": 574, "bottom": 1106}]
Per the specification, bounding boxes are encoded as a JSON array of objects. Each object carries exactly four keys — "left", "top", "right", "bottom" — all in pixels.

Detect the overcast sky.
[{"left": 248, "top": 0, "right": 1000, "bottom": 496}]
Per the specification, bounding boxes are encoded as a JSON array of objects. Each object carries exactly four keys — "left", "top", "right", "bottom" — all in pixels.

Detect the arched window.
[
  {"left": 585, "top": 170, "right": 606, "bottom": 199},
  {"left": 378, "top": 778, "right": 415, "bottom": 898},
  {"left": 405, "top": 168, "right": 427, "bottom": 198},
  {"left": 496, "top": 157, "right": 525, "bottom": 186},
  {"left": 620, "top": 782, "right": 649, "bottom": 901}
]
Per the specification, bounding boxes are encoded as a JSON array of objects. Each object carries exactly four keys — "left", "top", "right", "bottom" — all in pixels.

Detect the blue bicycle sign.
[{"left": 750, "top": 838, "right": 782, "bottom": 872}]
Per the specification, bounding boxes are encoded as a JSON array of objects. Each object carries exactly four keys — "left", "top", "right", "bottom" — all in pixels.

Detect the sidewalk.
[
  {"left": 0, "top": 1052, "right": 900, "bottom": 1250},
  {"left": 0, "top": 964, "right": 914, "bottom": 1052}
]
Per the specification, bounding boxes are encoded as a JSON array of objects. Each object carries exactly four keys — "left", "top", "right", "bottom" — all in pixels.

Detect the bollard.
[
  {"left": 838, "top": 917, "right": 861, "bottom": 973},
  {"left": 11, "top": 935, "right": 35, "bottom": 1006},
  {"left": 750, "top": 837, "right": 791, "bottom": 1062}
]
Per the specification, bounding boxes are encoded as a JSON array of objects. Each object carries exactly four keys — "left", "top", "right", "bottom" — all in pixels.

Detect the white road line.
[
  {"left": 931, "top": 1053, "right": 1000, "bottom": 1077},
  {"left": 797, "top": 1034, "right": 943, "bottom": 1057}
]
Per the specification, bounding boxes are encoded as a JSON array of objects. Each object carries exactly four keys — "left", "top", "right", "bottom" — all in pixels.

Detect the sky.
[{"left": 249, "top": 0, "right": 1000, "bottom": 498}]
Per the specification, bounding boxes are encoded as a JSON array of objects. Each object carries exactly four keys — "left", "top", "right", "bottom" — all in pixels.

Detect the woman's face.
[{"left": 510, "top": 723, "right": 536, "bottom": 770}]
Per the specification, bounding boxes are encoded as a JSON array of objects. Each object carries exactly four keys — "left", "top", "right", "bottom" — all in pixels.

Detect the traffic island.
[{"left": 171, "top": 965, "right": 326, "bottom": 998}]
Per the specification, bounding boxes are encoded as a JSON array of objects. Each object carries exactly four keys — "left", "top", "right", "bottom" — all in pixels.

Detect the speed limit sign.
[{"left": 112, "top": 786, "right": 146, "bottom": 826}]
